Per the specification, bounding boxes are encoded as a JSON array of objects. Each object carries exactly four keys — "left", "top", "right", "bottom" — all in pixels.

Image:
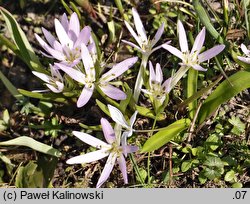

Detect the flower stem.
[
  {"left": 170, "top": 65, "right": 189, "bottom": 90},
  {"left": 133, "top": 55, "right": 149, "bottom": 103}
]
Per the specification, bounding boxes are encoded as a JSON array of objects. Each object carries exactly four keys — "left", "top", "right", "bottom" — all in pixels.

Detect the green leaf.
[
  {"left": 205, "top": 134, "right": 221, "bottom": 151},
  {"left": 18, "top": 89, "right": 67, "bottom": 103},
  {"left": 232, "top": 182, "right": 243, "bottom": 188},
  {"left": 179, "top": 76, "right": 223, "bottom": 109},
  {"left": 0, "top": 136, "right": 61, "bottom": 157},
  {"left": 204, "top": 156, "right": 224, "bottom": 168},
  {"left": 0, "top": 70, "right": 24, "bottom": 100},
  {"left": 187, "top": 68, "right": 198, "bottom": 119},
  {"left": 198, "top": 71, "right": 250, "bottom": 123},
  {"left": 181, "top": 160, "right": 193, "bottom": 172},
  {"left": 135, "top": 105, "right": 166, "bottom": 121},
  {"left": 15, "top": 161, "right": 44, "bottom": 188},
  {"left": 198, "top": 170, "right": 207, "bottom": 184},
  {"left": 224, "top": 170, "right": 236, "bottom": 182},
  {"left": 141, "top": 118, "right": 191, "bottom": 152},
  {"left": 96, "top": 99, "right": 110, "bottom": 117},
  {"left": 228, "top": 116, "right": 246, "bottom": 136},
  {"left": 2, "top": 109, "right": 10, "bottom": 125},
  {"left": 0, "top": 7, "right": 45, "bottom": 72},
  {"left": 193, "top": 0, "right": 225, "bottom": 44}
]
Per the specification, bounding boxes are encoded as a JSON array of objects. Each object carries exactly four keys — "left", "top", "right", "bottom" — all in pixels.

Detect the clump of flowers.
[{"left": 66, "top": 117, "right": 138, "bottom": 188}]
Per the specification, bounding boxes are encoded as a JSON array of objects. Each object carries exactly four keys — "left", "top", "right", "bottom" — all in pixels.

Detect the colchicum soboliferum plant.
[
  {"left": 66, "top": 118, "right": 138, "bottom": 188},
  {"left": 23, "top": 6, "right": 231, "bottom": 188}
]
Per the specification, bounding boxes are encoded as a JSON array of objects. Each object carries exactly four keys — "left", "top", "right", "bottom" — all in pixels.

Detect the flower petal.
[
  {"left": 191, "top": 27, "right": 205, "bottom": 54},
  {"left": 129, "top": 111, "right": 138, "bottom": 130},
  {"left": 100, "top": 118, "right": 116, "bottom": 144},
  {"left": 42, "top": 27, "right": 62, "bottom": 51},
  {"left": 124, "top": 21, "right": 142, "bottom": 47},
  {"left": 60, "top": 13, "right": 69, "bottom": 32},
  {"left": 99, "top": 84, "right": 127, "bottom": 100},
  {"left": 54, "top": 19, "right": 73, "bottom": 48},
  {"left": 177, "top": 20, "right": 189, "bottom": 52},
  {"left": 241, "top": 44, "right": 250, "bottom": 55},
  {"left": 66, "top": 149, "right": 109, "bottom": 164},
  {"left": 122, "top": 145, "right": 139, "bottom": 154},
  {"left": 68, "top": 12, "right": 80, "bottom": 41},
  {"left": 162, "top": 44, "right": 183, "bottom": 60},
  {"left": 77, "top": 85, "right": 94, "bottom": 108},
  {"left": 81, "top": 44, "right": 95, "bottom": 75},
  {"left": 100, "top": 57, "right": 138, "bottom": 82},
  {"left": 191, "top": 64, "right": 207, "bottom": 71},
  {"left": 132, "top": 8, "right": 148, "bottom": 45},
  {"left": 72, "top": 131, "right": 109, "bottom": 148},
  {"left": 35, "top": 34, "right": 65, "bottom": 60},
  {"left": 117, "top": 154, "right": 128, "bottom": 184},
  {"left": 238, "top": 56, "right": 250, "bottom": 64},
  {"left": 55, "top": 63, "right": 85, "bottom": 83},
  {"left": 32, "top": 71, "right": 50, "bottom": 83},
  {"left": 122, "top": 39, "right": 142, "bottom": 51},
  {"left": 162, "top": 77, "right": 172, "bottom": 93},
  {"left": 149, "top": 61, "right": 156, "bottom": 87},
  {"left": 155, "top": 63, "right": 163, "bottom": 84},
  {"left": 198, "top": 44, "right": 225, "bottom": 62},
  {"left": 74, "top": 26, "right": 91, "bottom": 48},
  {"left": 46, "top": 82, "right": 63, "bottom": 93},
  {"left": 151, "top": 22, "right": 165, "bottom": 48},
  {"left": 107, "top": 105, "right": 129, "bottom": 128},
  {"left": 96, "top": 152, "right": 117, "bottom": 188}
]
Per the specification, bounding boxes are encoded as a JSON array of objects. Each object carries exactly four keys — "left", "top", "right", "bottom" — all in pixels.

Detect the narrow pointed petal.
[
  {"left": 74, "top": 26, "right": 91, "bottom": 48},
  {"left": 191, "top": 27, "right": 205, "bottom": 54},
  {"left": 117, "top": 155, "right": 128, "bottom": 184},
  {"left": 81, "top": 44, "right": 95, "bottom": 75},
  {"left": 162, "top": 77, "right": 172, "bottom": 93},
  {"left": 129, "top": 111, "right": 138, "bottom": 129},
  {"left": 77, "top": 85, "right": 94, "bottom": 108},
  {"left": 151, "top": 22, "right": 165, "bottom": 48},
  {"left": 41, "top": 27, "right": 58, "bottom": 49},
  {"left": 96, "top": 153, "right": 116, "bottom": 188},
  {"left": 100, "top": 118, "right": 116, "bottom": 144},
  {"left": 60, "top": 13, "right": 69, "bottom": 32},
  {"left": 35, "top": 34, "right": 65, "bottom": 60},
  {"left": 162, "top": 44, "right": 183, "bottom": 60},
  {"left": 122, "top": 39, "right": 142, "bottom": 51},
  {"left": 237, "top": 56, "right": 250, "bottom": 64},
  {"left": 66, "top": 149, "right": 109, "bottom": 164},
  {"left": 123, "top": 145, "right": 139, "bottom": 154},
  {"left": 68, "top": 12, "right": 80, "bottom": 40},
  {"left": 46, "top": 82, "right": 63, "bottom": 93},
  {"left": 177, "top": 20, "right": 189, "bottom": 52},
  {"left": 191, "top": 64, "right": 207, "bottom": 71},
  {"left": 72, "top": 131, "right": 109, "bottom": 148},
  {"left": 149, "top": 61, "right": 156, "bottom": 84},
  {"left": 100, "top": 57, "right": 138, "bottom": 82},
  {"left": 132, "top": 8, "right": 148, "bottom": 44},
  {"left": 99, "top": 84, "right": 127, "bottom": 100},
  {"left": 155, "top": 63, "right": 163, "bottom": 84},
  {"left": 107, "top": 105, "right": 129, "bottom": 128},
  {"left": 124, "top": 21, "right": 142, "bottom": 47},
  {"left": 54, "top": 19, "right": 73, "bottom": 47},
  {"left": 198, "top": 44, "right": 225, "bottom": 62},
  {"left": 55, "top": 63, "right": 85, "bottom": 83},
  {"left": 241, "top": 44, "right": 250, "bottom": 55},
  {"left": 32, "top": 71, "right": 50, "bottom": 83}
]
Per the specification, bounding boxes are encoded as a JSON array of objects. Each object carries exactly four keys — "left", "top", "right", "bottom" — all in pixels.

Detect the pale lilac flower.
[
  {"left": 66, "top": 118, "right": 138, "bottom": 188},
  {"left": 107, "top": 104, "right": 137, "bottom": 138},
  {"left": 56, "top": 44, "right": 138, "bottom": 107},
  {"left": 35, "top": 12, "right": 91, "bottom": 66},
  {"left": 142, "top": 61, "right": 172, "bottom": 103},
  {"left": 123, "top": 8, "right": 169, "bottom": 56},
  {"left": 237, "top": 44, "right": 250, "bottom": 64},
  {"left": 162, "top": 20, "right": 225, "bottom": 71},
  {"left": 32, "top": 64, "right": 64, "bottom": 93}
]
